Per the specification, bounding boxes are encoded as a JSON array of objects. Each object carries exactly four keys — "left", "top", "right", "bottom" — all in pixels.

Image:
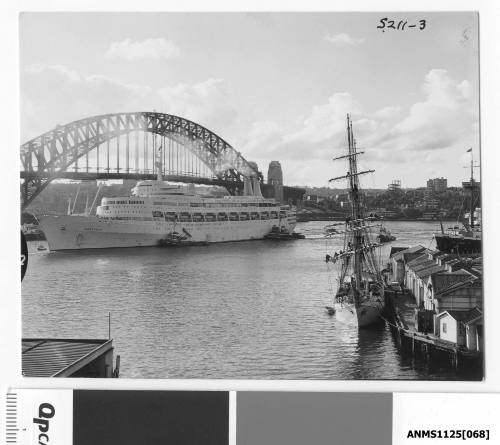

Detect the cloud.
[
  {"left": 384, "top": 69, "right": 477, "bottom": 152},
  {"left": 239, "top": 69, "right": 478, "bottom": 186},
  {"left": 371, "top": 106, "right": 401, "bottom": 120},
  {"left": 20, "top": 64, "right": 478, "bottom": 187},
  {"left": 105, "top": 38, "right": 180, "bottom": 61},
  {"left": 158, "top": 78, "right": 236, "bottom": 133},
  {"left": 21, "top": 64, "right": 152, "bottom": 140},
  {"left": 21, "top": 64, "right": 236, "bottom": 142},
  {"left": 240, "top": 92, "right": 365, "bottom": 161},
  {"left": 324, "top": 33, "right": 365, "bottom": 46}
]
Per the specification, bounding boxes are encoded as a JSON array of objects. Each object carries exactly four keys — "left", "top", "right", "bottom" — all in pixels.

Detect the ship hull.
[
  {"left": 434, "top": 234, "right": 481, "bottom": 254},
  {"left": 334, "top": 300, "right": 384, "bottom": 328},
  {"left": 39, "top": 215, "right": 296, "bottom": 251}
]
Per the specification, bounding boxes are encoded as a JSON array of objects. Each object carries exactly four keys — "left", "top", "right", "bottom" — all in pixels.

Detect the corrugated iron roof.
[
  {"left": 390, "top": 246, "right": 409, "bottom": 258},
  {"left": 406, "top": 253, "right": 432, "bottom": 268},
  {"left": 391, "top": 245, "right": 426, "bottom": 261},
  {"left": 440, "top": 308, "right": 483, "bottom": 324},
  {"left": 415, "top": 264, "right": 446, "bottom": 279},
  {"left": 22, "top": 338, "right": 111, "bottom": 377}
]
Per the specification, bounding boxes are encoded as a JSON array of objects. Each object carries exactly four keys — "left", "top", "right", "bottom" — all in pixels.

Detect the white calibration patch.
[{"left": 6, "top": 389, "right": 73, "bottom": 445}]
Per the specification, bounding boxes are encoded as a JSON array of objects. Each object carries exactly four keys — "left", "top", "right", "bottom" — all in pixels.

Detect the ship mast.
[
  {"left": 469, "top": 149, "right": 474, "bottom": 229},
  {"left": 465, "top": 148, "right": 480, "bottom": 229},
  {"left": 329, "top": 114, "right": 375, "bottom": 298},
  {"left": 347, "top": 116, "right": 363, "bottom": 289}
]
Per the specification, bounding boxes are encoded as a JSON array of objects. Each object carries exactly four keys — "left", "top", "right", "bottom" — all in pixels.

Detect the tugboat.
[
  {"left": 434, "top": 149, "right": 481, "bottom": 254},
  {"left": 324, "top": 114, "right": 385, "bottom": 327},
  {"left": 264, "top": 225, "right": 305, "bottom": 240},
  {"left": 377, "top": 226, "right": 396, "bottom": 243}
]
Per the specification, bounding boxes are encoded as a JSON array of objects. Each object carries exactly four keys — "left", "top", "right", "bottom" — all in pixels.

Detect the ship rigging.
[{"left": 325, "top": 114, "right": 385, "bottom": 327}]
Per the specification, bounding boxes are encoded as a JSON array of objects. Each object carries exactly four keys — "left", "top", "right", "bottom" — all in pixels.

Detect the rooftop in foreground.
[{"left": 22, "top": 338, "right": 114, "bottom": 377}]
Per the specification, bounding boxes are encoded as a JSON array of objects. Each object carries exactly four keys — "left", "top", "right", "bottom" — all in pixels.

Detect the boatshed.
[
  {"left": 436, "top": 307, "right": 482, "bottom": 349},
  {"left": 22, "top": 338, "right": 118, "bottom": 377}
]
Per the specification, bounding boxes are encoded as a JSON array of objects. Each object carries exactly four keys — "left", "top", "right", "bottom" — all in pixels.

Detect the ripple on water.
[{"left": 22, "top": 221, "right": 474, "bottom": 380}]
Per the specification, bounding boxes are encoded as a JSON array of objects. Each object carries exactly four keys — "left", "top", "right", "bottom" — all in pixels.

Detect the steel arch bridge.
[{"left": 20, "top": 112, "right": 261, "bottom": 209}]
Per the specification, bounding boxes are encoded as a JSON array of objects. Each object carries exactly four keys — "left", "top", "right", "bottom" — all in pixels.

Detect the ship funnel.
[
  {"left": 252, "top": 176, "right": 263, "bottom": 197},
  {"left": 243, "top": 176, "right": 254, "bottom": 196}
]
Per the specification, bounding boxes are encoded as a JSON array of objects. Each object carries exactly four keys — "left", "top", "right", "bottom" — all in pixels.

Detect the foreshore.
[{"left": 296, "top": 213, "right": 443, "bottom": 223}]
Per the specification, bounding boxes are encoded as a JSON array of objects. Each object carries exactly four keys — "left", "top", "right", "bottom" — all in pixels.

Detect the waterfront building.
[
  {"left": 436, "top": 308, "right": 483, "bottom": 351},
  {"left": 405, "top": 251, "right": 449, "bottom": 306},
  {"left": 390, "top": 245, "right": 427, "bottom": 284},
  {"left": 368, "top": 207, "right": 399, "bottom": 219},
  {"left": 398, "top": 247, "right": 483, "bottom": 350},
  {"left": 423, "top": 265, "right": 482, "bottom": 313},
  {"left": 22, "top": 338, "right": 118, "bottom": 377},
  {"left": 404, "top": 251, "right": 482, "bottom": 309}
]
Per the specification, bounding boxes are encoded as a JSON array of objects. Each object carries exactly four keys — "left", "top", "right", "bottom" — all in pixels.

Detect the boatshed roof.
[
  {"left": 22, "top": 338, "right": 112, "bottom": 377},
  {"left": 409, "top": 257, "right": 436, "bottom": 272},
  {"left": 415, "top": 264, "right": 446, "bottom": 279},
  {"left": 391, "top": 245, "right": 427, "bottom": 262},
  {"left": 437, "top": 307, "right": 482, "bottom": 325},
  {"left": 389, "top": 246, "right": 408, "bottom": 258}
]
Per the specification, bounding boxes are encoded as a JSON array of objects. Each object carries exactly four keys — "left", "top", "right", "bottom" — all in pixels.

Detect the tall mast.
[
  {"left": 328, "top": 114, "right": 376, "bottom": 291},
  {"left": 469, "top": 149, "right": 474, "bottom": 229},
  {"left": 346, "top": 115, "right": 362, "bottom": 291}
]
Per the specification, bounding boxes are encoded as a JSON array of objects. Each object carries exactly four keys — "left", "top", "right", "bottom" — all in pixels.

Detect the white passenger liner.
[{"left": 40, "top": 172, "right": 296, "bottom": 251}]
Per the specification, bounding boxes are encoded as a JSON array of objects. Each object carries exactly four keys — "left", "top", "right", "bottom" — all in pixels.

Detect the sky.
[{"left": 19, "top": 12, "right": 480, "bottom": 188}]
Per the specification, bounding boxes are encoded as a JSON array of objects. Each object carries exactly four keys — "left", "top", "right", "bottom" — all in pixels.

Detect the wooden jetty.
[{"left": 382, "top": 290, "right": 483, "bottom": 374}]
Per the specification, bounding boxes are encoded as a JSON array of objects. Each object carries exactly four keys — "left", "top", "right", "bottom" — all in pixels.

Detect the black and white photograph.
[{"left": 19, "top": 12, "right": 483, "bottom": 380}]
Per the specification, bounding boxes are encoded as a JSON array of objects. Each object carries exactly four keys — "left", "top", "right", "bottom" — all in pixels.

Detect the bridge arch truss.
[{"left": 20, "top": 112, "right": 260, "bottom": 209}]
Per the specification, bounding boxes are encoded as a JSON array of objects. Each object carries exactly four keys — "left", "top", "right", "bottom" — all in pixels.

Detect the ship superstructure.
[
  {"left": 326, "top": 115, "right": 385, "bottom": 327},
  {"left": 39, "top": 149, "right": 296, "bottom": 250}
]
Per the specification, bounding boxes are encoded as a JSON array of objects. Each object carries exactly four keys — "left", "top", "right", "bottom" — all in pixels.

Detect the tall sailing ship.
[
  {"left": 326, "top": 115, "right": 385, "bottom": 327},
  {"left": 39, "top": 148, "right": 296, "bottom": 250}
]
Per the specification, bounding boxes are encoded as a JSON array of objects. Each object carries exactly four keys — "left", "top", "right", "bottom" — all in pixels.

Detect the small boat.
[
  {"left": 37, "top": 245, "right": 47, "bottom": 251},
  {"left": 323, "top": 223, "right": 341, "bottom": 236},
  {"left": 377, "top": 226, "right": 396, "bottom": 243},
  {"left": 157, "top": 231, "right": 188, "bottom": 246},
  {"left": 264, "top": 225, "right": 305, "bottom": 240},
  {"left": 325, "top": 306, "right": 335, "bottom": 315}
]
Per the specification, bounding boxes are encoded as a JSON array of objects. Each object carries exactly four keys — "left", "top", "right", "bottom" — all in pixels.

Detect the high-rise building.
[
  {"left": 267, "top": 161, "right": 283, "bottom": 185},
  {"left": 427, "top": 177, "right": 447, "bottom": 192}
]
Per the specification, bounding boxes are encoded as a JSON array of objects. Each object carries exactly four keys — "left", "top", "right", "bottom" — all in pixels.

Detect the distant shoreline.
[{"left": 296, "top": 214, "right": 453, "bottom": 223}]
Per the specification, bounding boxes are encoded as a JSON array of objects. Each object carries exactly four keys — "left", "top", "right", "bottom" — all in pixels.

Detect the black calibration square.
[{"left": 73, "top": 390, "right": 229, "bottom": 445}]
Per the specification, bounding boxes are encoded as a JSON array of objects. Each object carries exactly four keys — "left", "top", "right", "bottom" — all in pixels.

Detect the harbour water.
[{"left": 22, "top": 220, "right": 477, "bottom": 380}]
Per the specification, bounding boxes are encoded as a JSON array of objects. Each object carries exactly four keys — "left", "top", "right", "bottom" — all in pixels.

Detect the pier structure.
[
  {"left": 20, "top": 111, "right": 304, "bottom": 210},
  {"left": 383, "top": 246, "right": 483, "bottom": 372}
]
